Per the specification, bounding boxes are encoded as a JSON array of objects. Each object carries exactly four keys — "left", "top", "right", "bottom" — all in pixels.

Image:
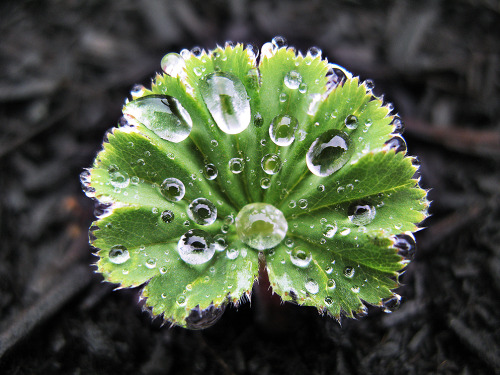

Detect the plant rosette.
[{"left": 81, "top": 37, "right": 429, "bottom": 329}]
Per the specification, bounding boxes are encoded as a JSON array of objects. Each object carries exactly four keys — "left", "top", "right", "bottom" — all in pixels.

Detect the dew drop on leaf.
[
  {"left": 123, "top": 95, "right": 193, "bottom": 143},
  {"left": 269, "top": 114, "right": 298, "bottom": 146},
  {"left": 214, "top": 234, "right": 227, "bottom": 251},
  {"left": 307, "top": 46, "right": 322, "bottom": 58},
  {"left": 324, "top": 296, "right": 333, "bottom": 306},
  {"left": 160, "top": 178, "right": 185, "bottom": 202},
  {"left": 109, "top": 170, "right": 130, "bottom": 189},
  {"left": 203, "top": 163, "right": 218, "bottom": 180},
  {"left": 199, "top": 72, "right": 251, "bottom": 134},
  {"left": 161, "top": 210, "right": 175, "bottom": 223},
  {"left": 323, "top": 223, "right": 338, "bottom": 238},
  {"left": 271, "top": 36, "right": 287, "bottom": 50},
  {"left": 185, "top": 304, "right": 226, "bottom": 330},
  {"left": 261, "top": 153, "right": 282, "bottom": 175},
  {"left": 348, "top": 201, "right": 376, "bottom": 226},
  {"left": 305, "top": 279, "right": 319, "bottom": 294},
  {"left": 393, "top": 233, "right": 416, "bottom": 261},
  {"left": 391, "top": 116, "right": 405, "bottom": 134},
  {"left": 344, "top": 114, "right": 358, "bottom": 130},
  {"left": 260, "top": 177, "right": 271, "bottom": 189},
  {"left": 284, "top": 70, "right": 302, "bottom": 90},
  {"left": 364, "top": 79, "right": 375, "bottom": 90},
  {"left": 235, "top": 203, "right": 287, "bottom": 251},
  {"left": 343, "top": 266, "right": 355, "bottom": 278},
  {"left": 160, "top": 53, "right": 185, "bottom": 77},
  {"left": 253, "top": 112, "right": 264, "bottom": 128},
  {"left": 229, "top": 158, "right": 244, "bottom": 174},
  {"left": 187, "top": 198, "right": 217, "bottom": 225},
  {"left": 226, "top": 247, "right": 239, "bottom": 260},
  {"left": 382, "top": 294, "right": 401, "bottom": 313},
  {"left": 298, "top": 199, "right": 308, "bottom": 209},
  {"left": 306, "top": 129, "right": 352, "bottom": 177},
  {"left": 176, "top": 295, "right": 187, "bottom": 306},
  {"left": 327, "top": 279, "right": 336, "bottom": 289},
  {"left": 145, "top": 258, "right": 157, "bottom": 269},
  {"left": 108, "top": 245, "right": 130, "bottom": 264},
  {"left": 177, "top": 229, "right": 215, "bottom": 265},
  {"left": 384, "top": 135, "right": 407, "bottom": 154},
  {"left": 290, "top": 247, "right": 312, "bottom": 268}
]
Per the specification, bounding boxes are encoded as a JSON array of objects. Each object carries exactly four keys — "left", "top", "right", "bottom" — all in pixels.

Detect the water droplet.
[
  {"left": 161, "top": 53, "right": 185, "bottom": 77},
  {"left": 214, "top": 234, "right": 227, "bottom": 251},
  {"left": 226, "top": 247, "right": 239, "bottom": 260},
  {"left": 108, "top": 245, "right": 130, "bottom": 264},
  {"left": 176, "top": 295, "right": 187, "bottom": 306},
  {"left": 199, "top": 72, "right": 251, "bottom": 134},
  {"left": 327, "top": 279, "right": 336, "bottom": 289},
  {"left": 288, "top": 200, "right": 296, "bottom": 208},
  {"left": 178, "top": 229, "right": 215, "bottom": 265},
  {"left": 344, "top": 114, "right": 358, "bottom": 130},
  {"left": 235, "top": 203, "right": 288, "bottom": 251},
  {"left": 160, "top": 178, "right": 185, "bottom": 202},
  {"left": 260, "top": 177, "right": 271, "bottom": 189},
  {"left": 191, "top": 46, "right": 203, "bottom": 57},
  {"left": 343, "top": 266, "right": 355, "bottom": 278},
  {"left": 364, "top": 79, "right": 375, "bottom": 90},
  {"left": 185, "top": 304, "right": 226, "bottom": 330},
  {"left": 324, "top": 296, "right": 333, "bottom": 306},
  {"left": 393, "top": 233, "right": 416, "bottom": 261},
  {"left": 124, "top": 95, "right": 193, "bottom": 143},
  {"left": 261, "top": 154, "right": 282, "bottom": 175},
  {"left": 298, "top": 82, "right": 308, "bottom": 94},
  {"left": 290, "top": 247, "right": 312, "bottom": 268},
  {"left": 391, "top": 116, "right": 405, "bottom": 134},
  {"left": 161, "top": 210, "right": 175, "bottom": 223},
  {"left": 284, "top": 70, "right": 302, "bottom": 90},
  {"left": 326, "top": 64, "right": 348, "bottom": 88},
  {"left": 188, "top": 198, "right": 217, "bottom": 225},
  {"left": 229, "top": 158, "right": 244, "bottom": 174},
  {"left": 348, "top": 202, "right": 376, "bottom": 226},
  {"left": 109, "top": 170, "right": 130, "bottom": 189},
  {"left": 253, "top": 112, "right": 264, "bottom": 128},
  {"left": 307, "top": 46, "right": 322, "bottom": 59},
  {"left": 306, "top": 130, "right": 352, "bottom": 177},
  {"left": 271, "top": 36, "right": 287, "bottom": 50},
  {"left": 145, "top": 258, "right": 157, "bottom": 269},
  {"left": 269, "top": 114, "right": 298, "bottom": 146},
  {"left": 384, "top": 135, "right": 407, "bottom": 154},
  {"left": 211, "top": 139, "right": 218, "bottom": 147},
  {"left": 323, "top": 224, "right": 338, "bottom": 238},
  {"left": 317, "top": 184, "right": 325, "bottom": 192},
  {"left": 203, "top": 163, "right": 218, "bottom": 180},
  {"left": 298, "top": 199, "right": 308, "bottom": 209},
  {"left": 305, "top": 279, "right": 319, "bottom": 294},
  {"left": 382, "top": 294, "right": 401, "bottom": 313}
]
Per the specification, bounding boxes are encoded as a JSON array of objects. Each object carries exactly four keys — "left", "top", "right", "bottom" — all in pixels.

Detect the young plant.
[{"left": 81, "top": 38, "right": 428, "bottom": 329}]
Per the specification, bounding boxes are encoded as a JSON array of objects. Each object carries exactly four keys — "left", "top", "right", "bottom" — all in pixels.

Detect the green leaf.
[{"left": 84, "top": 39, "right": 429, "bottom": 328}]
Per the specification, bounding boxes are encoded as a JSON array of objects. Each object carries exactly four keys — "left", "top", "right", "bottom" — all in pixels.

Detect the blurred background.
[{"left": 1, "top": 0, "right": 499, "bottom": 373}]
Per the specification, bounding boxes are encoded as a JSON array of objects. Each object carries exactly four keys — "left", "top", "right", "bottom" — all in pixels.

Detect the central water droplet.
[
  {"left": 306, "top": 129, "right": 352, "bottom": 177},
  {"left": 188, "top": 198, "right": 217, "bottom": 225},
  {"left": 161, "top": 53, "right": 185, "bottom": 77},
  {"left": 178, "top": 229, "right": 215, "bottom": 265},
  {"left": 269, "top": 114, "right": 298, "bottom": 146},
  {"left": 108, "top": 245, "right": 130, "bottom": 264},
  {"left": 235, "top": 203, "right": 287, "bottom": 250},
  {"left": 348, "top": 201, "right": 376, "bottom": 226},
  {"left": 290, "top": 246, "right": 312, "bottom": 268},
  {"left": 160, "top": 178, "right": 185, "bottom": 202},
  {"left": 261, "top": 153, "right": 282, "bottom": 175},
  {"left": 200, "top": 72, "right": 251, "bottom": 134},
  {"left": 124, "top": 95, "right": 193, "bottom": 143},
  {"left": 284, "top": 70, "right": 302, "bottom": 89}
]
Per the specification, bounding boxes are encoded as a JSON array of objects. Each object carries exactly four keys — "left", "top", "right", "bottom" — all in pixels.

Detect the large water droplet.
[
  {"left": 109, "top": 170, "right": 130, "bottom": 189},
  {"left": 188, "top": 198, "right": 217, "bottom": 225},
  {"left": 160, "top": 178, "right": 185, "bottom": 202},
  {"left": 384, "top": 135, "right": 407, "bottom": 154},
  {"left": 269, "top": 114, "right": 298, "bottom": 146},
  {"left": 305, "top": 279, "right": 319, "bottom": 294},
  {"left": 261, "top": 153, "right": 282, "bottom": 175},
  {"left": 161, "top": 210, "right": 175, "bottom": 223},
  {"left": 343, "top": 266, "right": 355, "bottom": 278},
  {"left": 203, "top": 163, "right": 218, "bottom": 180},
  {"left": 348, "top": 201, "right": 376, "bottom": 226},
  {"left": 185, "top": 303, "right": 226, "bottom": 330},
  {"left": 229, "top": 158, "right": 244, "bottom": 174},
  {"left": 260, "top": 177, "right": 271, "bottom": 189},
  {"left": 199, "top": 72, "right": 251, "bottom": 134},
  {"left": 124, "top": 95, "right": 192, "bottom": 143},
  {"left": 393, "top": 233, "right": 416, "bottom": 261},
  {"left": 178, "top": 229, "right": 215, "bottom": 265},
  {"left": 306, "top": 129, "right": 352, "bottom": 177},
  {"left": 284, "top": 70, "right": 302, "bottom": 89},
  {"left": 161, "top": 53, "right": 185, "bottom": 77},
  {"left": 344, "top": 114, "right": 358, "bottom": 130},
  {"left": 290, "top": 247, "right": 312, "bottom": 268},
  {"left": 391, "top": 116, "right": 405, "bottom": 134},
  {"left": 235, "top": 203, "right": 288, "bottom": 251},
  {"left": 108, "top": 245, "right": 130, "bottom": 264}
]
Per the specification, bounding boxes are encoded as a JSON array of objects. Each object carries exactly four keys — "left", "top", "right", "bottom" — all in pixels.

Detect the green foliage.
[{"left": 82, "top": 38, "right": 429, "bottom": 328}]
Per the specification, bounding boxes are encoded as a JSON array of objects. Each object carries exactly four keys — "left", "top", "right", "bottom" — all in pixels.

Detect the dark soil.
[{"left": 1, "top": 1, "right": 499, "bottom": 374}]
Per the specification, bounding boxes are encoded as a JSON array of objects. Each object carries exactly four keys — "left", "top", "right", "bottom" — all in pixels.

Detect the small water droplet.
[
  {"left": 364, "top": 79, "right": 375, "bottom": 90},
  {"left": 176, "top": 294, "right": 187, "bottom": 306},
  {"left": 214, "top": 234, "right": 227, "bottom": 251},
  {"left": 229, "top": 158, "right": 244, "bottom": 174},
  {"left": 235, "top": 203, "right": 288, "bottom": 251},
  {"left": 391, "top": 116, "right": 405, "bottom": 134},
  {"left": 124, "top": 95, "right": 193, "bottom": 143},
  {"left": 185, "top": 304, "right": 226, "bottom": 330},
  {"left": 211, "top": 139, "right": 218, "bottom": 147},
  {"left": 109, "top": 170, "right": 130, "bottom": 189},
  {"left": 226, "top": 247, "right": 239, "bottom": 260},
  {"left": 271, "top": 36, "right": 287, "bottom": 50},
  {"left": 178, "top": 229, "right": 215, "bottom": 265},
  {"left": 393, "top": 233, "right": 416, "bottom": 261},
  {"left": 145, "top": 258, "right": 157, "bottom": 269},
  {"left": 324, "top": 296, "right": 333, "bottom": 306},
  {"left": 288, "top": 200, "right": 296, "bottom": 208},
  {"left": 317, "top": 184, "right": 325, "bottom": 192},
  {"left": 348, "top": 201, "right": 376, "bottom": 226},
  {"left": 382, "top": 294, "right": 401, "bottom": 313},
  {"left": 305, "top": 279, "right": 319, "bottom": 294},
  {"left": 306, "top": 130, "right": 352, "bottom": 177},
  {"left": 188, "top": 198, "right": 217, "bottom": 225},
  {"left": 260, "top": 177, "right": 271, "bottom": 189},
  {"left": 108, "top": 245, "right": 130, "bottom": 264},
  {"left": 261, "top": 154, "right": 282, "bottom": 175},
  {"left": 323, "top": 224, "right": 338, "bottom": 238},
  {"left": 343, "top": 266, "right": 355, "bottom": 278},
  {"left": 254, "top": 112, "right": 264, "bottom": 127},
  {"left": 290, "top": 247, "right": 312, "bottom": 268},
  {"left": 285, "top": 238, "right": 294, "bottom": 248},
  {"left": 161, "top": 53, "right": 185, "bottom": 77},
  {"left": 200, "top": 72, "right": 251, "bottom": 134},
  {"left": 160, "top": 178, "right": 185, "bottom": 202},
  {"left": 307, "top": 46, "right": 322, "bottom": 59},
  {"left": 203, "top": 163, "right": 218, "bottom": 180},
  {"left": 327, "top": 278, "right": 336, "bottom": 289},
  {"left": 384, "top": 135, "right": 407, "bottom": 154},
  {"left": 344, "top": 114, "right": 358, "bottom": 130},
  {"left": 269, "top": 114, "right": 298, "bottom": 146},
  {"left": 284, "top": 70, "right": 302, "bottom": 90},
  {"left": 298, "top": 199, "right": 308, "bottom": 209}
]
